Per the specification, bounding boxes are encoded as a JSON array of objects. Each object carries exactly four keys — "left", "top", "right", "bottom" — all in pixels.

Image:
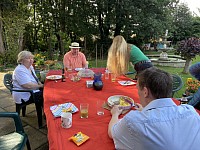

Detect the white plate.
[
  {"left": 107, "top": 95, "right": 134, "bottom": 109},
  {"left": 75, "top": 68, "right": 84, "bottom": 71},
  {"left": 118, "top": 81, "right": 136, "bottom": 86},
  {"left": 46, "top": 75, "right": 62, "bottom": 80}
]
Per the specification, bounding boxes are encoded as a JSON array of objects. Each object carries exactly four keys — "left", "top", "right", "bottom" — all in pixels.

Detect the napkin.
[{"left": 50, "top": 102, "right": 79, "bottom": 117}]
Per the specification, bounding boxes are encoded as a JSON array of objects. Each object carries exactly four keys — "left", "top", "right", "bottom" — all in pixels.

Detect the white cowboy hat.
[{"left": 69, "top": 42, "right": 81, "bottom": 48}]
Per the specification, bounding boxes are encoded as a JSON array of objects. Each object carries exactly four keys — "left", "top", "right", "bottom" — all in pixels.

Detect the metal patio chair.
[
  {"left": 0, "top": 112, "right": 31, "bottom": 150},
  {"left": 172, "top": 74, "right": 183, "bottom": 97}
]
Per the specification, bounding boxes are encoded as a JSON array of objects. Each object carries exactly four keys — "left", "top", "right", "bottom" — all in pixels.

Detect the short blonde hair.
[
  {"left": 17, "top": 51, "right": 34, "bottom": 64},
  {"left": 107, "top": 35, "right": 129, "bottom": 75}
]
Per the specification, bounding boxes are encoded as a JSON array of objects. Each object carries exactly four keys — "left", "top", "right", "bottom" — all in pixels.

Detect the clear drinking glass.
[
  {"left": 97, "top": 100, "right": 104, "bottom": 115},
  {"left": 80, "top": 103, "right": 89, "bottom": 118},
  {"left": 111, "top": 73, "right": 116, "bottom": 82},
  {"left": 105, "top": 70, "right": 109, "bottom": 80}
]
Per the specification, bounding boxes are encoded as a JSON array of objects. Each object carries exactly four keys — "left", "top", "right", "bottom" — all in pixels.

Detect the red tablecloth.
[
  {"left": 44, "top": 68, "right": 139, "bottom": 150},
  {"left": 44, "top": 69, "right": 200, "bottom": 150}
]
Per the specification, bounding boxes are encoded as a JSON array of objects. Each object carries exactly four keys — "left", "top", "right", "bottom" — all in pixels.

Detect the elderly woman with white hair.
[{"left": 12, "top": 50, "right": 44, "bottom": 106}]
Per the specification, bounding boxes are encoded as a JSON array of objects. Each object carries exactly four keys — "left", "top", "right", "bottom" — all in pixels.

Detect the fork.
[{"left": 124, "top": 81, "right": 130, "bottom": 84}]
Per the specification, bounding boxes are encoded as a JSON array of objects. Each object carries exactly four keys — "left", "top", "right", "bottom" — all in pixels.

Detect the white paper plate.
[
  {"left": 46, "top": 75, "right": 62, "bottom": 80},
  {"left": 118, "top": 81, "right": 136, "bottom": 86},
  {"left": 75, "top": 68, "right": 84, "bottom": 71},
  {"left": 107, "top": 95, "right": 134, "bottom": 109}
]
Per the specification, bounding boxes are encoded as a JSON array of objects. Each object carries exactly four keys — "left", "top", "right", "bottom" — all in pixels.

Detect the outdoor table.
[{"left": 43, "top": 68, "right": 200, "bottom": 150}]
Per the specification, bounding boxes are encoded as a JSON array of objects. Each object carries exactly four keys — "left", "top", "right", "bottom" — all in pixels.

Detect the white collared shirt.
[
  {"left": 12, "top": 64, "right": 39, "bottom": 104},
  {"left": 112, "top": 98, "right": 200, "bottom": 150}
]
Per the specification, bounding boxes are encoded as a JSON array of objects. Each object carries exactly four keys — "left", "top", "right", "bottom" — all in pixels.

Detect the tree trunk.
[
  {"left": 182, "top": 58, "right": 192, "bottom": 74},
  {"left": 47, "top": 36, "right": 53, "bottom": 60},
  {"left": 55, "top": 33, "right": 64, "bottom": 60},
  {"left": 98, "top": 13, "right": 104, "bottom": 43},
  {"left": 60, "top": 36, "right": 64, "bottom": 57},
  {"left": 18, "top": 33, "right": 24, "bottom": 51},
  {"left": 0, "top": 9, "right": 5, "bottom": 53}
]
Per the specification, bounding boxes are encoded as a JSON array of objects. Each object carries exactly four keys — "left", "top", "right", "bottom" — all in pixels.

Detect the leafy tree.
[
  {"left": 0, "top": 0, "right": 16, "bottom": 54},
  {"left": 2, "top": 0, "right": 198, "bottom": 66},
  {"left": 191, "top": 16, "right": 200, "bottom": 38},
  {"left": 0, "top": 0, "right": 29, "bottom": 65},
  {"left": 171, "top": 3, "right": 193, "bottom": 44},
  {"left": 176, "top": 37, "right": 200, "bottom": 73},
  {"left": 129, "top": 0, "right": 176, "bottom": 44}
]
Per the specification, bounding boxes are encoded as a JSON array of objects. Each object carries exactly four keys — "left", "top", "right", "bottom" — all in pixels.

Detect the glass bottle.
[
  {"left": 180, "top": 93, "right": 188, "bottom": 104},
  {"left": 62, "top": 68, "right": 66, "bottom": 82}
]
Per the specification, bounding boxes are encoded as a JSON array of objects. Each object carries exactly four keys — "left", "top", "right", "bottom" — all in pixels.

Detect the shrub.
[{"left": 176, "top": 37, "right": 200, "bottom": 59}]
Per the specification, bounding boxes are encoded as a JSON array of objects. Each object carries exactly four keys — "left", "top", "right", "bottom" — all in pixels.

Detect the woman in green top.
[{"left": 107, "top": 35, "right": 152, "bottom": 76}]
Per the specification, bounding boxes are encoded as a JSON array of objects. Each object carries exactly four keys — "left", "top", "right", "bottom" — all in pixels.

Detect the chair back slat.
[
  {"left": 172, "top": 74, "right": 183, "bottom": 97},
  {"left": 3, "top": 74, "right": 13, "bottom": 92}
]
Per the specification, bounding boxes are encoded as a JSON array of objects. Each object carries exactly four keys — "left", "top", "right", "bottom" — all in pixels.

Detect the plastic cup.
[{"left": 80, "top": 103, "right": 89, "bottom": 118}]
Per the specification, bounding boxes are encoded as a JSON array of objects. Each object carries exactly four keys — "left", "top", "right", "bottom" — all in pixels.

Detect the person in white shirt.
[
  {"left": 108, "top": 67, "right": 200, "bottom": 150},
  {"left": 12, "top": 51, "right": 43, "bottom": 105}
]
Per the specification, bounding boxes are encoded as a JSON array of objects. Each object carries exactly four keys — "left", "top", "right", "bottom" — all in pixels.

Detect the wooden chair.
[
  {"left": 172, "top": 74, "right": 183, "bottom": 97},
  {"left": 3, "top": 73, "right": 43, "bottom": 128},
  {"left": 0, "top": 112, "right": 31, "bottom": 150}
]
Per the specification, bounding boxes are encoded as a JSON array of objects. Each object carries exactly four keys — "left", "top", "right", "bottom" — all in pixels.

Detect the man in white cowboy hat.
[{"left": 63, "top": 42, "right": 87, "bottom": 70}]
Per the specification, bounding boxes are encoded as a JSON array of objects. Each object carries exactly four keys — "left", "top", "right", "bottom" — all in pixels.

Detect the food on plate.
[
  {"left": 73, "top": 76, "right": 81, "bottom": 82},
  {"left": 119, "top": 96, "right": 132, "bottom": 107},
  {"left": 70, "top": 74, "right": 81, "bottom": 82},
  {"left": 107, "top": 95, "right": 134, "bottom": 110}
]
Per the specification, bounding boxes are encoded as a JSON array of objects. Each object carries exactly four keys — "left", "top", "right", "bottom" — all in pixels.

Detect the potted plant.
[{"left": 185, "top": 78, "right": 200, "bottom": 96}]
